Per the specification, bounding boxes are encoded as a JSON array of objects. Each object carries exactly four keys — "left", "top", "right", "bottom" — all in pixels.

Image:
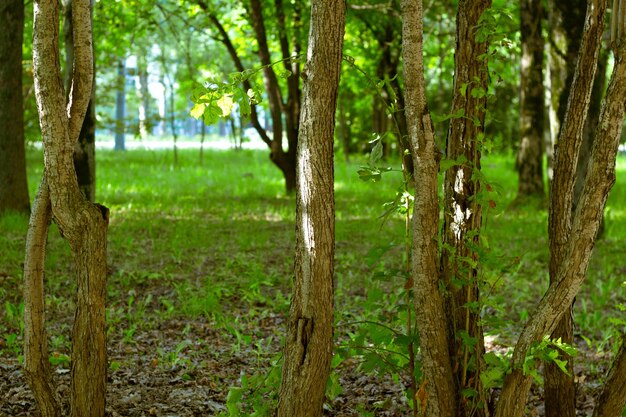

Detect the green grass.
[{"left": 1, "top": 146, "right": 625, "bottom": 415}]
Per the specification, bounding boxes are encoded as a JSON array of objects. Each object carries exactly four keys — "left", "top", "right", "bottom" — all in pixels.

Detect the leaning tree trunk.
[
  {"left": 27, "top": 2, "right": 109, "bottom": 417},
  {"left": 439, "top": 1, "right": 491, "bottom": 416},
  {"left": 516, "top": 0, "right": 545, "bottom": 200},
  {"left": 494, "top": 2, "right": 626, "bottom": 416},
  {"left": 276, "top": 1, "right": 345, "bottom": 415},
  {"left": 591, "top": 334, "right": 626, "bottom": 417},
  {"left": 0, "top": 0, "right": 30, "bottom": 214},
  {"left": 546, "top": 1, "right": 601, "bottom": 415},
  {"left": 400, "top": 0, "right": 456, "bottom": 416}
]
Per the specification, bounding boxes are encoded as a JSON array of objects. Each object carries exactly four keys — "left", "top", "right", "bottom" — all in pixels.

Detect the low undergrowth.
[{"left": 0, "top": 147, "right": 624, "bottom": 416}]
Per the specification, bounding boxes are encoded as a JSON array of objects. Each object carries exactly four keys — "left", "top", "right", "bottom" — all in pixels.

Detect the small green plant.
[
  {"left": 522, "top": 336, "right": 577, "bottom": 384},
  {"left": 157, "top": 339, "right": 192, "bottom": 369},
  {"left": 223, "top": 354, "right": 282, "bottom": 417},
  {"left": 4, "top": 301, "right": 24, "bottom": 334}
]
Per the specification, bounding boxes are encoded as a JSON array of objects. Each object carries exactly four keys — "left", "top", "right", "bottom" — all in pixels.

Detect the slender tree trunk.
[
  {"left": 545, "top": 1, "right": 595, "bottom": 415},
  {"left": 516, "top": 0, "right": 545, "bottom": 199},
  {"left": 574, "top": 50, "right": 608, "bottom": 233},
  {"left": 23, "top": 179, "right": 59, "bottom": 417},
  {"left": 439, "top": 2, "right": 491, "bottom": 416},
  {"left": 338, "top": 95, "right": 351, "bottom": 162},
  {"left": 592, "top": 334, "right": 626, "bottom": 417},
  {"left": 137, "top": 53, "right": 151, "bottom": 140},
  {"left": 0, "top": 0, "right": 30, "bottom": 214},
  {"left": 29, "top": 2, "right": 109, "bottom": 417},
  {"left": 115, "top": 59, "right": 126, "bottom": 151},
  {"left": 168, "top": 77, "right": 178, "bottom": 166},
  {"left": 494, "top": 3, "right": 622, "bottom": 417},
  {"left": 277, "top": 1, "right": 345, "bottom": 415},
  {"left": 63, "top": 0, "right": 97, "bottom": 203},
  {"left": 401, "top": 2, "right": 456, "bottom": 416},
  {"left": 199, "top": 0, "right": 300, "bottom": 193}
]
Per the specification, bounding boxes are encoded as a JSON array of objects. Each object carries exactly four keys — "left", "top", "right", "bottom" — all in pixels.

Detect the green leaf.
[
  {"left": 226, "top": 387, "right": 244, "bottom": 416},
  {"left": 369, "top": 139, "right": 383, "bottom": 166},
  {"left": 217, "top": 94, "right": 235, "bottom": 117},
  {"left": 190, "top": 103, "right": 205, "bottom": 119},
  {"left": 277, "top": 69, "right": 292, "bottom": 79},
  {"left": 202, "top": 103, "right": 221, "bottom": 126}
]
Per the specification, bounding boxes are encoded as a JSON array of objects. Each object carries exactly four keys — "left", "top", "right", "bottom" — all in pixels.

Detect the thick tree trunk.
[
  {"left": 440, "top": 2, "right": 491, "bottom": 416},
  {"left": 0, "top": 0, "right": 30, "bottom": 214},
  {"left": 400, "top": 1, "right": 456, "bottom": 416},
  {"left": 277, "top": 1, "right": 344, "bottom": 415},
  {"left": 30, "top": 2, "right": 109, "bottom": 417},
  {"left": 516, "top": 0, "right": 545, "bottom": 199}
]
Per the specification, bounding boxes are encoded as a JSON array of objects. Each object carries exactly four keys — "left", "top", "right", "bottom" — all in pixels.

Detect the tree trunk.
[
  {"left": 516, "top": 0, "right": 545, "bottom": 200},
  {"left": 573, "top": 50, "right": 608, "bottom": 233},
  {"left": 29, "top": 2, "right": 109, "bottom": 417},
  {"left": 0, "top": 0, "right": 30, "bottom": 214},
  {"left": 545, "top": 1, "right": 596, "bottom": 415},
  {"left": 63, "top": 0, "right": 97, "bottom": 203},
  {"left": 199, "top": 0, "right": 301, "bottom": 193},
  {"left": 277, "top": 1, "right": 345, "bottom": 415},
  {"left": 592, "top": 334, "right": 626, "bottom": 417},
  {"left": 440, "top": 1, "right": 491, "bottom": 416},
  {"left": 400, "top": 1, "right": 456, "bottom": 416},
  {"left": 338, "top": 94, "right": 351, "bottom": 162},
  {"left": 137, "top": 53, "right": 151, "bottom": 139},
  {"left": 494, "top": 3, "right": 623, "bottom": 417},
  {"left": 115, "top": 59, "right": 126, "bottom": 151},
  {"left": 23, "top": 179, "right": 59, "bottom": 417}
]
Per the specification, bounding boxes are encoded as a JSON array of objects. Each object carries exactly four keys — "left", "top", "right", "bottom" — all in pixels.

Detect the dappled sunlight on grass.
[{"left": 2, "top": 147, "right": 623, "bottom": 416}]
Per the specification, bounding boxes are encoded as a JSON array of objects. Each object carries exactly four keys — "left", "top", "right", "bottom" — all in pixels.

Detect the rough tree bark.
[
  {"left": 516, "top": 0, "right": 545, "bottom": 199},
  {"left": 439, "top": 1, "right": 491, "bottom": 416},
  {"left": 400, "top": 0, "right": 456, "bottom": 415},
  {"left": 0, "top": 0, "right": 30, "bottom": 214},
  {"left": 63, "top": 0, "right": 96, "bottom": 202},
  {"left": 276, "top": 1, "right": 345, "bottom": 415},
  {"left": 546, "top": 1, "right": 603, "bottom": 415},
  {"left": 25, "top": 1, "right": 109, "bottom": 417},
  {"left": 592, "top": 334, "right": 626, "bottom": 417},
  {"left": 494, "top": 1, "right": 626, "bottom": 416}
]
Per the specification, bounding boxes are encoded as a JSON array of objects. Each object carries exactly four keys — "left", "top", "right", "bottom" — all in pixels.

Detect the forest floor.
[{"left": 1, "top": 148, "right": 625, "bottom": 416}]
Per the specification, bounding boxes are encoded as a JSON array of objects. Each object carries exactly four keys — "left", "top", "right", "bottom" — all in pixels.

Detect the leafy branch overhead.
[{"left": 190, "top": 57, "right": 300, "bottom": 126}]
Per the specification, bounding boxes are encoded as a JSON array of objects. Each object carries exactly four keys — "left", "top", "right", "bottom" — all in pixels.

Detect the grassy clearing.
[{"left": 0, "top": 146, "right": 625, "bottom": 415}]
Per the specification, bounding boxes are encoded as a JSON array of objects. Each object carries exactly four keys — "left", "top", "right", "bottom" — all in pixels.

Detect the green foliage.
[
  {"left": 190, "top": 57, "right": 301, "bottom": 127},
  {"left": 522, "top": 336, "right": 577, "bottom": 384},
  {"left": 357, "top": 135, "right": 395, "bottom": 182},
  {"left": 2, "top": 148, "right": 626, "bottom": 414}
]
